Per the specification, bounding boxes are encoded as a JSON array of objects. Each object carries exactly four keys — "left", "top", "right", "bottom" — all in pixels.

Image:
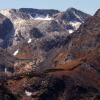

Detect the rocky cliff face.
[{"left": 0, "top": 13, "right": 14, "bottom": 48}]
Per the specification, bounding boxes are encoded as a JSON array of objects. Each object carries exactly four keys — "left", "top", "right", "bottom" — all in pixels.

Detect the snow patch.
[
  {"left": 5, "top": 68, "right": 7, "bottom": 73},
  {"left": 13, "top": 49, "right": 19, "bottom": 56},
  {"left": 28, "top": 38, "right": 32, "bottom": 43},
  {"left": 69, "top": 22, "right": 81, "bottom": 30},
  {"left": 25, "top": 90, "right": 32, "bottom": 96},
  {"left": 68, "top": 30, "right": 74, "bottom": 34},
  {"left": 34, "top": 15, "right": 53, "bottom": 21}
]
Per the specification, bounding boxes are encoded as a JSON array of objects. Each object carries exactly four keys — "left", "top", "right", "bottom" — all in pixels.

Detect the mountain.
[
  {"left": 0, "top": 8, "right": 100, "bottom": 100},
  {"left": 0, "top": 8, "right": 90, "bottom": 48},
  {"left": 48, "top": 9, "right": 100, "bottom": 87},
  {"left": 0, "top": 8, "right": 90, "bottom": 72},
  {"left": 14, "top": 9, "right": 100, "bottom": 100},
  {"left": 62, "top": 8, "right": 89, "bottom": 22},
  {"left": 53, "top": 8, "right": 90, "bottom": 33},
  {"left": 0, "top": 8, "right": 91, "bottom": 73}
]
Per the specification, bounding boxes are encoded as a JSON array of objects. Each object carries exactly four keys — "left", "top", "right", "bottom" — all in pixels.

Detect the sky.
[{"left": 0, "top": 0, "right": 100, "bottom": 15}]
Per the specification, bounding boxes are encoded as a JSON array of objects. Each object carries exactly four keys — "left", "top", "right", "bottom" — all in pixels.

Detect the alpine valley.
[{"left": 0, "top": 8, "right": 100, "bottom": 100}]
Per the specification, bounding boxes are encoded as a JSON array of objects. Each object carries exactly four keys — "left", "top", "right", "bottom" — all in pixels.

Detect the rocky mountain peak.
[
  {"left": 0, "top": 9, "right": 30, "bottom": 21},
  {"left": 65, "top": 8, "right": 90, "bottom": 22},
  {"left": 67, "top": 7, "right": 79, "bottom": 12}
]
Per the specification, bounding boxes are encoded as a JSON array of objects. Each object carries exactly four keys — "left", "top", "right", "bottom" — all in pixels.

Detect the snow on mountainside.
[
  {"left": 28, "top": 38, "right": 32, "bottom": 43},
  {"left": 34, "top": 15, "right": 53, "bottom": 20},
  {"left": 0, "top": 8, "right": 90, "bottom": 53},
  {"left": 0, "top": 8, "right": 90, "bottom": 28},
  {"left": 13, "top": 49, "right": 19, "bottom": 56},
  {"left": 0, "top": 8, "right": 90, "bottom": 70}
]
